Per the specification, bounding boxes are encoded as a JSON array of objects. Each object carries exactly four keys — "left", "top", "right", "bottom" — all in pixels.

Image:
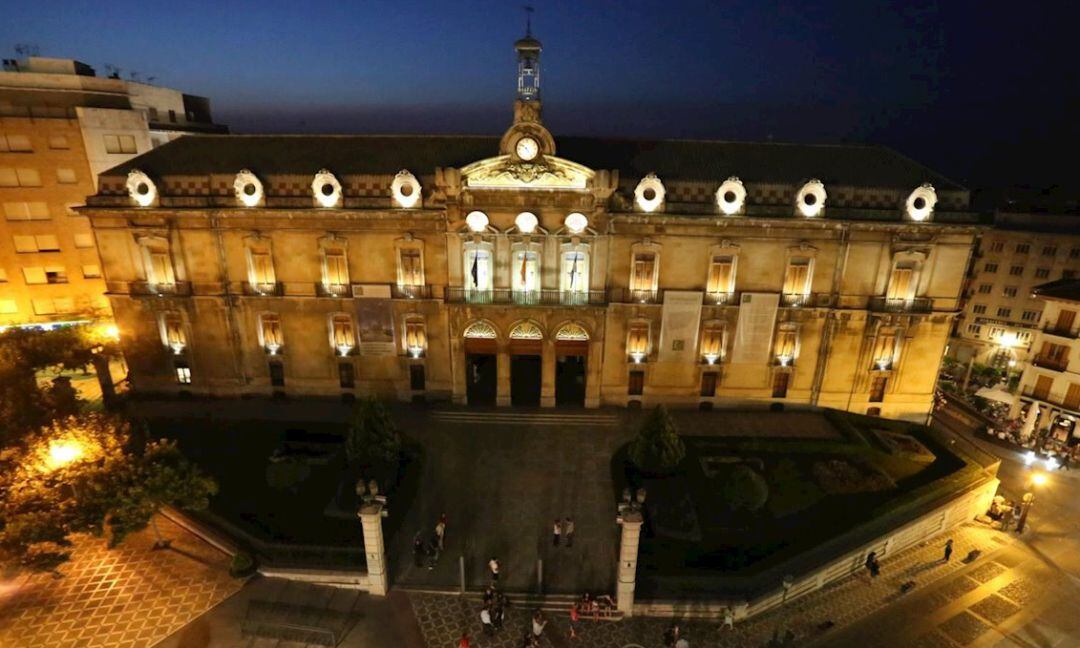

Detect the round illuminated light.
[
  {"left": 515, "top": 137, "right": 539, "bottom": 161},
  {"left": 795, "top": 179, "right": 827, "bottom": 217},
  {"left": 564, "top": 212, "right": 588, "bottom": 234},
  {"left": 906, "top": 183, "right": 937, "bottom": 222},
  {"left": 311, "top": 169, "right": 342, "bottom": 208},
  {"left": 126, "top": 169, "right": 157, "bottom": 207},
  {"left": 391, "top": 170, "right": 421, "bottom": 208},
  {"left": 234, "top": 169, "right": 264, "bottom": 207},
  {"left": 716, "top": 177, "right": 746, "bottom": 216},
  {"left": 515, "top": 211, "right": 538, "bottom": 234},
  {"left": 634, "top": 174, "right": 665, "bottom": 213},
  {"left": 465, "top": 211, "right": 489, "bottom": 233}
]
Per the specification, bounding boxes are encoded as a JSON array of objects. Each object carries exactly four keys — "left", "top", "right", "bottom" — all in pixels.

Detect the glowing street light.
[
  {"left": 1016, "top": 472, "right": 1047, "bottom": 534},
  {"left": 44, "top": 440, "right": 85, "bottom": 472}
]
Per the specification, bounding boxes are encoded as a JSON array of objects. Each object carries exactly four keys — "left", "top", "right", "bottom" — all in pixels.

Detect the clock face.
[{"left": 515, "top": 137, "right": 539, "bottom": 161}]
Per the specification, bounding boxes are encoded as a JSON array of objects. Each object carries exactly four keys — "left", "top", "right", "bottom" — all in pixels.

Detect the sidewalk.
[{"left": 408, "top": 522, "right": 1012, "bottom": 647}]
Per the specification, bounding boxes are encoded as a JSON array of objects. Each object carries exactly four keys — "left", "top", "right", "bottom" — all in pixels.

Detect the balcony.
[
  {"left": 781, "top": 292, "right": 835, "bottom": 308},
  {"left": 705, "top": 291, "right": 738, "bottom": 305},
  {"left": 392, "top": 284, "right": 435, "bottom": 300},
  {"left": 242, "top": 281, "right": 283, "bottom": 296},
  {"left": 1042, "top": 324, "right": 1079, "bottom": 340},
  {"left": 608, "top": 288, "right": 663, "bottom": 304},
  {"left": 445, "top": 287, "right": 607, "bottom": 306},
  {"left": 315, "top": 282, "right": 351, "bottom": 298},
  {"left": 129, "top": 281, "right": 192, "bottom": 297},
  {"left": 1032, "top": 355, "right": 1070, "bottom": 373},
  {"left": 868, "top": 296, "right": 934, "bottom": 313},
  {"left": 1021, "top": 388, "right": 1080, "bottom": 413}
]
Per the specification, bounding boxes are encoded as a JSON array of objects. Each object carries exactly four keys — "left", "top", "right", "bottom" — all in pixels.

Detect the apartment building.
[
  {"left": 951, "top": 211, "right": 1080, "bottom": 367},
  {"left": 0, "top": 56, "right": 225, "bottom": 326},
  {"left": 80, "top": 34, "right": 978, "bottom": 421},
  {"left": 1012, "top": 279, "right": 1080, "bottom": 444}
]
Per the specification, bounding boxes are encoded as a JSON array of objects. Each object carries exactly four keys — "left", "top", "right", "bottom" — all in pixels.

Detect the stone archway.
[
  {"left": 463, "top": 320, "right": 498, "bottom": 406},
  {"left": 554, "top": 322, "right": 590, "bottom": 407},
  {"left": 508, "top": 320, "right": 544, "bottom": 406}
]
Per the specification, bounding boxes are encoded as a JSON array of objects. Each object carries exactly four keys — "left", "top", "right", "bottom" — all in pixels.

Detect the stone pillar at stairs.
[
  {"left": 359, "top": 498, "right": 389, "bottom": 596},
  {"left": 616, "top": 509, "right": 643, "bottom": 617}
]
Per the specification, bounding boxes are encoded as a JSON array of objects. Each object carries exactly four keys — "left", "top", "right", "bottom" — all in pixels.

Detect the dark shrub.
[
  {"left": 628, "top": 405, "right": 685, "bottom": 475},
  {"left": 723, "top": 464, "right": 769, "bottom": 511}
]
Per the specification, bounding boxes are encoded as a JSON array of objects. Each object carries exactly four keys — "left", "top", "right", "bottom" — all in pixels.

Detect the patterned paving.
[
  {"left": 0, "top": 516, "right": 241, "bottom": 648},
  {"left": 410, "top": 523, "right": 1009, "bottom": 648}
]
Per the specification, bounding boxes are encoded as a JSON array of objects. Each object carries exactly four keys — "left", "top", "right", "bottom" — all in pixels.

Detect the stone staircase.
[{"left": 400, "top": 586, "right": 624, "bottom": 621}]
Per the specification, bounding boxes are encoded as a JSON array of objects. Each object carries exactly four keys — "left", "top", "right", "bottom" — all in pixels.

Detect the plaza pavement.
[{"left": 0, "top": 515, "right": 240, "bottom": 648}]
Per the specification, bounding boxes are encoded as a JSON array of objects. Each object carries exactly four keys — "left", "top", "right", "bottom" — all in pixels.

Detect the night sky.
[{"left": 5, "top": 1, "right": 1078, "bottom": 202}]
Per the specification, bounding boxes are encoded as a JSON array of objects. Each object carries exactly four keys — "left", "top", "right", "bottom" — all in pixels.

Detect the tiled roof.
[
  {"left": 99, "top": 134, "right": 964, "bottom": 191},
  {"left": 1032, "top": 279, "right": 1080, "bottom": 304}
]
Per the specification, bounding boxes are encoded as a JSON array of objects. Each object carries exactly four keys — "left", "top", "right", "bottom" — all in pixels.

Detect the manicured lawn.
[{"left": 614, "top": 410, "right": 967, "bottom": 583}]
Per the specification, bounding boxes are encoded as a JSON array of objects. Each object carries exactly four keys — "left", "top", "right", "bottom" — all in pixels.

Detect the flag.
[
  {"left": 569, "top": 254, "right": 579, "bottom": 290},
  {"left": 520, "top": 254, "right": 528, "bottom": 286},
  {"left": 470, "top": 253, "right": 479, "bottom": 287}
]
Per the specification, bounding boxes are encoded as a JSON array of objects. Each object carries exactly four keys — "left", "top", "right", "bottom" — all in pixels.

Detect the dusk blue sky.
[{"left": 5, "top": 1, "right": 1077, "bottom": 199}]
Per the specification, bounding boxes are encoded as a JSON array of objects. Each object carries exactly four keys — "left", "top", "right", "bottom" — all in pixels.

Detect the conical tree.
[
  {"left": 346, "top": 397, "right": 401, "bottom": 467},
  {"left": 628, "top": 405, "right": 685, "bottom": 475}
]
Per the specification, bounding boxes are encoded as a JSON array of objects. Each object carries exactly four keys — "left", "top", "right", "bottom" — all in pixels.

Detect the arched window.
[
  {"left": 561, "top": 244, "right": 590, "bottom": 303},
  {"left": 509, "top": 320, "right": 544, "bottom": 340},
  {"left": 463, "top": 320, "right": 497, "bottom": 339}
]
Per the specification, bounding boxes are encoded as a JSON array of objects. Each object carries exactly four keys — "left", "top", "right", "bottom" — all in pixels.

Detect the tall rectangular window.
[
  {"left": 561, "top": 249, "right": 589, "bottom": 294},
  {"left": 771, "top": 372, "right": 790, "bottom": 398},
  {"left": 464, "top": 247, "right": 492, "bottom": 292},
  {"left": 700, "top": 372, "right": 718, "bottom": 397},
  {"left": 269, "top": 362, "right": 285, "bottom": 387},
  {"left": 249, "top": 251, "right": 275, "bottom": 286},
  {"left": 627, "top": 322, "right": 650, "bottom": 359},
  {"left": 886, "top": 263, "right": 914, "bottom": 301},
  {"left": 782, "top": 258, "right": 811, "bottom": 296},
  {"left": 869, "top": 376, "right": 888, "bottom": 403},
  {"left": 338, "top": 363, "right": 355, "bottom": 389},
  {"left": 399, "top": 249, "right": 422, "bottom": 286},
  {"left": 323, "top": 250, "right": 349, "bottom": 287},
  {"left": 331, "top": 314, "right": 355, "bottom": 354},
  {"left": 872, "top": 331, "right": 897, "bottom": 369},
  {"left": 774, "top": 327, "right": 798, "bottom": 364},
  {"left": 260, "top": 313, "right": 283, "bottom": 351},
  {"left": 628, "top": 370, "right": 645, "bottom": 396},
  {"left": 630, "top": 253, "right": 657, "bottom": 292},
  {"left": 512, "top": 249, "right": 540, "bottom": 294},
  {"left": 405, "top": 319, "right": 426, "bottom": 355},
  {"left": 161, "top": 313, "right": 186, "bottom": 352},
  {"left": 700, "top": 323, "right": 725, "bottom": 363},
  {"left": 707, "top": 255, "right": 735, "bottom": 295},
  {"left": 175, "top": 362, "right": 191, "bottom": 385},
  {"left": 148, "top": 251, "right": 174, "bottom": 285}
]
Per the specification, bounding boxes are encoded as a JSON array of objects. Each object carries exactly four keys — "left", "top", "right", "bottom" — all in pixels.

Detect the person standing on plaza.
[
  {"left": 664, "top": 623, "right": 680, "bottom": 647},
  {"left": 435, "top": 513, "right": 447, "bottom": 552},
  {"left": 552, "top": 518, "right": 561, "bottom": 546},
  {"left": 943, "top": 538, "right": 954, "bottom": 563},
  {"left": 564, "top": 517, "right": 575, "bottom": 547},
  {"left": 488, "top": 557, "right": 500, "bottom": 582},
  {"left": 458, "top": 631, "right": 470, "bottom": 648},
  {"left": 865, "top": 551, "right": 879, "bottom": 578},
  {"left": 413, "top": 532, "right": 426, "bottom": 568},
  {"left": 568, "top": 603, "right": 580, "bottom": 640},
  {"left": 532, "top": 610, "right": 547, "bottom": 639},
  {"left": 480, "top": 606, "right": 494, "bottom": 635}
]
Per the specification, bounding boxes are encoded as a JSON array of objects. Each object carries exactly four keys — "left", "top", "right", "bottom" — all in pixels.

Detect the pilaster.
[
  {"left": 359, "top": 502, "right": 388, "bottom": 596},
  {"left": 616, "top": 511, "right": 643, "bottom": 616}
]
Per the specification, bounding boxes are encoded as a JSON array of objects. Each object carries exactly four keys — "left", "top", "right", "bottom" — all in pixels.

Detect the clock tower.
[{"left": 502, "top": 12, "right": 556, "bottom": 160}]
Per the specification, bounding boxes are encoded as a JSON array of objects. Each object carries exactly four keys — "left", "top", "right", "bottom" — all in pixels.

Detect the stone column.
[
  {"left": 585, "top": 340, "right": 602, "bottom": 408},
  {"left": 359, "top": 501, "right": 389, "bottom": 596},
  {"left": 497, "top": 345, "right": 511, "bottom": 407},
  {"left": 616, "top": 510, "right": 643, "bottom": 617},
  {"left": 541, "top": 340, "right": 556, "bottom": 407},
  {"left": 451, "top": 338, "right": 467, "bottom": 405}
]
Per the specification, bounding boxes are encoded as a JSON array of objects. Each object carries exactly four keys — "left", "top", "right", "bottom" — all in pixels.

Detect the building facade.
[
  {"left": 82, "top": 36, "right": 978, "bottom": 421},
  {"left": 950, "top": 212, "right": 1080, "bottom": 369},
  {"left": 0, "top": 56, "right": 225, "bottom": 326},
  {"left": 1011, "top": 279, "right": 1080, "bottom": 445}
]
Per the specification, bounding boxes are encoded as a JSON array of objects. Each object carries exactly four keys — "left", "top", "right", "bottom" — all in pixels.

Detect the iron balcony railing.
[
  {"left": 1021, "top": 389, "right": 1080, "bottom": 413},
  {"left": 129, "top": 281, "right": 192, "bottom": 297},
  {"left": 1032, "top": 355, "right": 1070, "bottom": 373},
  {"left": 315, "top": 282, "right": 351, "bottom": 298},
  {"left": 391, "top": 284, "right": 435, "bottom": 300},
  {"left": 608, "top": 288, "right": 664, "bottom": 304},
  {"left": 780, "top": 292, "right": 835, "bottom": 308},
  {"left": 1042, "top": 323, "right": 1080, "bottom": 340},
  {"left": 444, "top": 287, "right": 607, "bottom": 306},
  {"left": 242, "top": 282, "right": 284, "bottom": 296},
  {"left": 868, "top": 296, "right": 934, "bottom": 313},
  {"left": 705, "top": 291, "right": 738, "bottom": 305}
]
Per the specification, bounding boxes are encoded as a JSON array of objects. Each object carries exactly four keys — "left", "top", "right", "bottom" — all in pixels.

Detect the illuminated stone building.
[
  {"left": 0, "top": 56, "right": 224, "bottom": 326},
  {"left": 82, "top": 35, "right": 979, "bottom": 421}
]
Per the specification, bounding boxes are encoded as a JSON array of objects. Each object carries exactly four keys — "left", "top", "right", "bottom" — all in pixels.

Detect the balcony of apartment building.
[
  {"left": 241, "top": 281, "right": 284, "bottom": 297},
  {"left": 608, "top": 287, "right": 663, "bottom": 304},
  {"left": 705, "top": 290, "right": 739, "bottom": 306},
  {"left": 867, "top": 296, "right": 934, "bottom": 313},
  {"left": 780, "top": 292, "right": 835, "bottom": 308},
  {"left": 315, "top": 282, "right": 351, "bottom": 298},
  {"left": 1041, "top": 310, "right": 1079, "bottom": 341},
  {"left": 1031, "top": 350, "right": 1070, "bottom": 373},
  {"left": 125, "top": 280, "right": 192, "bottom": 297},
  {"left": 445, "top": 287, "right": 606, "bottom": 306},
  {"left": 1020, "top": 385, "right": 1080, "bottom": 415}
]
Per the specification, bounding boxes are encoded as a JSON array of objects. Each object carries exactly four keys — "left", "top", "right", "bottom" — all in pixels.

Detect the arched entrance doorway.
[
  {"left": 509, "top": 321, "right": 544, "bottom": 406},
  {"left": 555, "top": 323, "right": 589, "bottom": 407},
  {"left": 463, "top": 320, "right": 498, "bottom": 406}
]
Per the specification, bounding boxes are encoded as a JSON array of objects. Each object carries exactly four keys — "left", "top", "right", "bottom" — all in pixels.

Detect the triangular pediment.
[{"left": 461, "top": 155, "right": 594, "bottom": 191}]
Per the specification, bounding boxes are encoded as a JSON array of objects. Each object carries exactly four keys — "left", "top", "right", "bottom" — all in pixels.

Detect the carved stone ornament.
[
  {"left": 461, "top": 155, "right": 593, "bottom": 190},
  {"left": 391, "top": 170, "right": 421, "bottom": 208},
  {"left": 463, "top": 320, "right": 497, "bottom": 339},
  {"left": 509, "top": 321, "right": 544, "bottom": 340},
  {"left": 311, "top": 169, "right": 342, "bottom": 208},
  {"left": 234, "top": 169, "right": 264, "bottom": 207},
  {"left": 795, "top": 179, "right": 827, "bottom": 217},
  {"left": 634, "top": 174, "right": 665, "bottom": 212},
  {"left": 555, "top": 323, "right": 590, "bottom": 341},
  {"left": 564, "top": 212, "right": 588, "bottom": 234},
  {"left": 716, "top": 177, "right": 746, "bottom": 216},
  {"left": 126, "top": 169, "right": 157, "bottom": 207},
  {"left": 905, "top": 183, "right": 937, "bottom": 222}
]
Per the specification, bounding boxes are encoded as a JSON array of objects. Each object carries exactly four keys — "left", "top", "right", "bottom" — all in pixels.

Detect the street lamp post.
[{"left": 1015, "top": 472, "right": 1046, "bottom": 534}]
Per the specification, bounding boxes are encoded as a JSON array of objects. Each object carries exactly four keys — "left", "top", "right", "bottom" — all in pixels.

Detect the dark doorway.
[
  {"left": 466, "top": 354, "right": 497, "bottom": 405},
  {"left": 511, "top": 355, "right": 542, "bottom": 406},
  {"left": 556, "top": 355, "right": 586, "bottom": 407}
]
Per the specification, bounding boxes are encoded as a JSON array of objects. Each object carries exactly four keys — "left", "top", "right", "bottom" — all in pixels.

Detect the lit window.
[
  {"left": 512, "top": 248, "right": 540, "bottom": 295},
  {"left": 248, "top": 250, "right": 276, "bottom": 290},
  {"left": 774, "top": 325, "right": 798, "bottom": 366},
  {"left": 464, "top": 246, "right": 493, "bottom": 294},
  {"left": 260, "top": 313, "right": 283, "bottom": 354},
  {"left": 0, "top": 134, "right": 32, "bottom": 152},
  {"left": 700, "top": 322, "right": 726, "bottom": 364},
  {"left": 886, "top": 262, "right": 915, "bottom": 302},
  {"left": 160, "top": 312, "right": 186, "bottom": 354},
  {"left": 627, "top": 321, "right": 650, "bottom": 362},
  {"left": 561, "top": 248, "right": 589, "bottom": 296},
  {"left": 782, "top": 258, "right": 812, "bottom": 300},
  {"left": 871, "top": 330, "right": 898, "bottom": 370},
  {"left": 175, "top": 364, "right": 191, "bottom": 385},
  {"left": 330, "top": 314, "right": 355, "bottom": 355},
  {"left": 630, "top": 253, "right": 657, "bottom": 293},
  {"left": 707, "top": 255, "right": 735, "bottom": 297},
  {"left": 405, "top": 318, "right": 426, "bottom": 357},
  {"left": 398, "top": 248, "right": 423, "bottom": 287},
  {"left": 56, "top": 168, "right": 77, "bottom": 184},
  {"left": 323, "top": 250, "right": 349, "bottom": 290},
  {"left": 103, "top": 134, "right": 137, "bottom": 154}
]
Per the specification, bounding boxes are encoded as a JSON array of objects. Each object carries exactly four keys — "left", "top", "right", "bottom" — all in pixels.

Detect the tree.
[
  {"left": 0, "top": 414, "right": 217, "bottom": 571},
  {"left": 628, "top": 405, "right": 686, "bottom": 475},
  {"left": 723, "top": 464, "right": 769, "bottom": 511},
  {"left": 345, "top": 397, "right": 401, "bottom": 467}
]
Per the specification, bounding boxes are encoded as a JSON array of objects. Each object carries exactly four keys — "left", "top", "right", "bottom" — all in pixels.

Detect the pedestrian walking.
[
  {"left": 722, "top": 606, "right": 734, "bottom": 630},
  {"left": 458, "top": 631, "right": 470, "bottom": 648},
  {"left": 435, "top": 514, "right": 447, "bottom": 551},
  {"left": 865, "top": 551, "right": 880, "bottom": 578},
  {"left": 564, "top": 517, "right": 575, "bottom": 547},
  {"left": 480, "top": 606, "right": 494, "bottom": 635},
  {"left": 552, "top": 519, "right": 561, "bottom": 546},
  {"left": 412, "top": 532, "right": 426, "bottom": 568},
  {"left": 569, "top": 603, "right": 580, "bottom": 640},
  {"left": 943, "top": 538, "right": 954, "bottom": 563},
  {"left": 489, "top": 557, "right": 500, "bottom": 582},
  {"left": 493, "top": 598, "right": 505, "bottom": 630},
  {"left": 664, "top": 623, "right": 680, "bottom": 647},
  {"left": 532, "top": 610, "right": 547, "bottom": 639}
]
